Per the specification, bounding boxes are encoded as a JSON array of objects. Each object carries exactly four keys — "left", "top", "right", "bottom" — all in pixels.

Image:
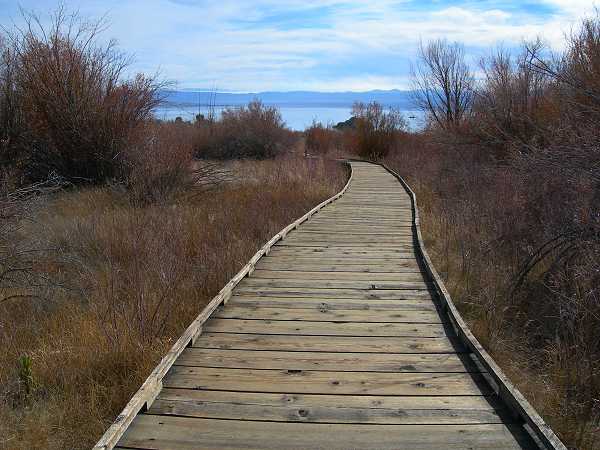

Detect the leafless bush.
[
  {"left": 304, "top": 120, "right": 338, "bottom": 155},
  {"left": 125, "top": 121, "right": 233, "bottom": 204},
  {"left": 472, "top": 42, "right": 555, "bottom": 158},
  {"left": 197, "top": 100, "right": 290, "bottom": 159},
  {"left": 0, "top": 174, "right": 67, "bottom": 307},
  {"left": 0, "top": 36, "right": 25, "bottom": 177},
  {"left": 349, "top": 101, "right": 406, "bottom": 159},
  {"left": 2, "top": 7, "right": 163, "bottom": 184}
]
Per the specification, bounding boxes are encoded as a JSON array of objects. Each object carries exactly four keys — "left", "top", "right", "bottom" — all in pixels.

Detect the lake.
[{"left": 154, "top": 104, "right": 425, "bottom": 131}]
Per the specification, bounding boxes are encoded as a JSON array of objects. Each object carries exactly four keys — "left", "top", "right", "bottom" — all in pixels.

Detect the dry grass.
[{"left": 0, "top": 156, "right": 346, "bottom": 450}]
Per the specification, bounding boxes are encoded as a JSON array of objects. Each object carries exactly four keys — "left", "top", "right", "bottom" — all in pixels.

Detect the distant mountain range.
[{"left": 161, "top": 89, "right": 415, "bottom": 109}]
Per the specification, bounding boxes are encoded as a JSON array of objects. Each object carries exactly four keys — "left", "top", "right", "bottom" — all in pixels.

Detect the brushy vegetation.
[
  {"left": 345, "top": 102, "right": 407, "bottom": 159},
  {"left": 0, "top": 8, "right": 162, "bottom": 187},
  {"left": 306, "top": 101, "right": 409, "bottom": 159},
  {"left": 194, "top": 100, "right": 294, "bottom": 159},
  {"left": 380, "top": 15, "right": 600, "bottom": 450},
  {"left": 304, "top": 120, "right": 338, "bottom": 155}
]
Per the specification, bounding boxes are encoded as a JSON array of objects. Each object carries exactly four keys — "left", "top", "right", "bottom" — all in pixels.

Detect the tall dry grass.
[{"left": 0, "top": 157, "right": 346, "bottom": 450}]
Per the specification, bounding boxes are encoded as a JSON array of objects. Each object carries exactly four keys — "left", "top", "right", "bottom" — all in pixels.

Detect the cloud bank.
[{"left": 0, "top": 0, "right": 596, "bottom": 91}]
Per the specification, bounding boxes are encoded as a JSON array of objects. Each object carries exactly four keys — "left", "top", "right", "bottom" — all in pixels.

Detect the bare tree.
[{"left": 411, "top": 39, "right": 474, "bottom": 131}]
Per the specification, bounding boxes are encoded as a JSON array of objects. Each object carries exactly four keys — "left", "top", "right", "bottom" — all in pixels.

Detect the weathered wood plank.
[
  {"left": 174, "top": 348, "right": 478, "bottom": 372},
  {"left": 233, "top": 286, "right": 435, "bottom": 298},
  {"left": 307, "top": 220, "right": 414, "bottom": 226},
  {"left": 249, "top": 269, "right": 425, "bottom": 281},
  {"left": 267, "top": 247, "right": 418, "bottom": 256},
  {"left": 263, "top": 253, "right": 419, "bottom": 259},
  {"left": 299, "top": 224, "right": 413, "bottom": 230},
  {"left": 213, "top": 305, "right": 442, "bottom": 322},
  {"left": 256, "top": 262, "right": 422, "bottom": 272},
  {"left": 287, "top": 232, "right": 414, "bottom": 240},
  {"left": 149, "top": 389, "right": 509, "bottom": 425},
  {"left": 155, "top": 388, "right": 501, "bottom": 411},
  {"left": 203, "top": 318, "right": 446, "bottom": 337},
  {"left": 118, "top": 416, "right": 537, "bottom": 450},
  {"left": 164, "top": 367, "right": 492, "bottom": 396},
  {"left": 192, "top": 332, "right": 464, "bottom": 353},
  {"left": 275, "top": 241, "right": 416, "bottom": 248},
  {"left": 261, "top": 253, "right": 419, "bottom": 260},
  {"left": 227, "top": 296, "right": 439, "bottom": 311},
  {"left": 238, "top": 278, "right": 431, "bottom": 290}
]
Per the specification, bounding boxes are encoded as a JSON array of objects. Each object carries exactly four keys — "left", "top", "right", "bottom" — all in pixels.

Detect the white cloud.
[
  {"left": 542, "top": 0, "right": 597, "bottom": 17},
  {"left": 0, "top": 0, "right": 597, "bottom": 90}
]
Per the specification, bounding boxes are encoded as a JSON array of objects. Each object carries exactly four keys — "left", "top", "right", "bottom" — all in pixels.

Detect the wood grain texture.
[
  {"left": 149, "top": 389, "right": 509, "bottom": 425},
  {"left": 192, "top": 332, "right": 464, "bottom": 353},
  {"left": 212, "top": 304, "right": 443, "bottom": 322},
  {"left": 203, "top": 318, "right": 447, "bottom": 337},
  {"left": 118, "top": 416, "right": 537, "bottom": 450},
  {"left": 174, "top": 348, "right": 478, "bottom": 372},
  {"left": 227, "top": 296, "right": 440, "bottom": 311}
]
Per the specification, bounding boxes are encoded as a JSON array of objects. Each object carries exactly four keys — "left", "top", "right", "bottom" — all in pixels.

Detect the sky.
[{"left": 0, "top": 0, "right": 597, "bottom": 92}]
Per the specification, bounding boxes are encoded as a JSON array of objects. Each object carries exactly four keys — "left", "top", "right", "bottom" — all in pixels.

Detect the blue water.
[{"left": 154, "top": 104, "right": 425, "bottom": 131}]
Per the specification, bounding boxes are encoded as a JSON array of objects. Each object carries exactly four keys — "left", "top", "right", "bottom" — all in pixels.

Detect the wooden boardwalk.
[{"left": 101, "top": 161, "right": 564, "bottom": 450}]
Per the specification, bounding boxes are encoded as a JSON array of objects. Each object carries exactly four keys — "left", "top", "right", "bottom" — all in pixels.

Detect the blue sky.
[{"left": 0, "top": 0, "right": 596, "bottom": 91}]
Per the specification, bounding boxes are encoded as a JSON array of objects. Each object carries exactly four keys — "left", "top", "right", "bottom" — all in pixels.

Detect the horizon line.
[{"left": 168, "top": 88, "right": 412, "bottom": 94}]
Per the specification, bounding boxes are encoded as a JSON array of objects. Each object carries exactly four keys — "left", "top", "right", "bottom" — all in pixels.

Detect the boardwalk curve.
[{"left": 95, "top": 161, "right": 565, "bottom": 450}]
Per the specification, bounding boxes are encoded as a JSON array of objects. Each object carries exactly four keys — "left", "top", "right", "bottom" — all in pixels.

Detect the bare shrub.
[
  {"left": 349, "top": 101, "right": 406, "bottom": 159},
  {"left": 124, "top": 120, "right": 233, "bottom": 204},
  {"left": 197, "top": 100, "right": 290, "bottom": 159},
  {"left": 0, "top": 175, "right": 67, "bottom": 308},
  {"left": 528, "top": 16, "right": 600, "bottom": 123},
  {"left": 472, "top": 42, "right": 556, "bottom": 158},
  {"left": 304, "top": 120, "right": 338, "bottom": 155},
  {"left": 3, "top": 8, "right": 162, "bottom": 184},
  {"left": 124, "top": 121, "right": 196, "bottom": 203},
  {"left": 412, "top": 39, "right": 474, "bottom": 131},
  {"left": 0, "top": 36, "right": 25, "bottom": 178}
]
